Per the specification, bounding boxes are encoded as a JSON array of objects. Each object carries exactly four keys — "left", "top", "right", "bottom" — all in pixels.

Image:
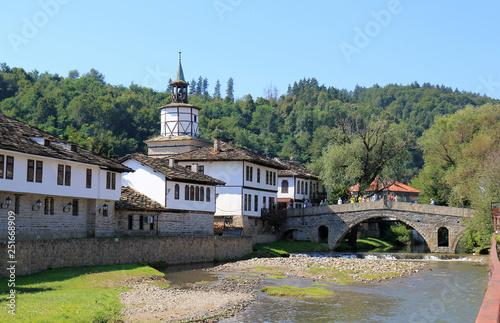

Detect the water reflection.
[{"left": 221, "top": 261, "right": 488, "bottom": 323}]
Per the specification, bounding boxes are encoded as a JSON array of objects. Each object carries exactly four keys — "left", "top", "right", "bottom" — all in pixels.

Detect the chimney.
[
  {"left": 169, "top": 158, "right": 175, "bottom": 167},
  {"left": 44, "top": 139, "right": 51, "bottom": 147},
  {"left": 213, "top": 136, "right": 221, "bottom": 154},
  {"left": 71, "top": 144, "right": 78, "bottom": 152},
  {"left": 192, "top": 164, "right": 198, "bottom": 173}
]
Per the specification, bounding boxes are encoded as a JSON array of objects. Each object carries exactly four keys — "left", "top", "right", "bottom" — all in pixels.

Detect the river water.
[{"left": 162, "top": 257, "right": 489, "bottom": 323}]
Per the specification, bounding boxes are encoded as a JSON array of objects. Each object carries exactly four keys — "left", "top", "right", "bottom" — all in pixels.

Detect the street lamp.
[
  {"left": 63, "top": 202, "right": 73, "bottom": 213},
  {"left": 0, "top": 196, "right": 12, "bottom": 209},
  {"left": 32, "top": 199, "right": 42, "bottom": 211}
]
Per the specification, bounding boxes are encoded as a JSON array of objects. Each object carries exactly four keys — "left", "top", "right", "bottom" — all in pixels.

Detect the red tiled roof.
[{"left": 351, "top": 180, "right": 420, "bottom": 193}]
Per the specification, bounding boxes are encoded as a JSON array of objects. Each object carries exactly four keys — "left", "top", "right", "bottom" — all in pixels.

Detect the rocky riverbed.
[{"left": 120, "top": 257, "right": 429, "bottom": 322}]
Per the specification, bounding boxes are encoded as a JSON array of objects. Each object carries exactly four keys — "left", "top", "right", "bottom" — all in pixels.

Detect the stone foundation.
[{"left": 0, "top": 235, "right": 253, "bottom": 276}]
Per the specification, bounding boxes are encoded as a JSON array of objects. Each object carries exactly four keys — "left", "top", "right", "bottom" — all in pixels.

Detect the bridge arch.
[{"left": 329, "top": 210, "right": 435, "bottom": 252}]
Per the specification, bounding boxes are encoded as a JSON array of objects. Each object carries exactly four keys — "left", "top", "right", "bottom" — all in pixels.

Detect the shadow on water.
[{"left": 161, "top": 262, "right": 218, "bottom": 287}]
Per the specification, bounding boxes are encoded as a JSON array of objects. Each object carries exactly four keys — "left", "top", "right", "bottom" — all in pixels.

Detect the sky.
[{"left": 2, "top": 0, "right": 500, "bottom": 100}]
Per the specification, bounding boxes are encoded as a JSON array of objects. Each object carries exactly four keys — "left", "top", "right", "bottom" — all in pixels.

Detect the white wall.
[
  {"left": 277, "top": 176, "right": 295, "bottom": 200},
  {"left": 166, "top": 180, "right": 216, "bottom": 213},
  {"left": 0, "top": 149, "right": 121, "bottom": 200},
  {"left": 121, "top": 159, "right": 166, "bottom": 206}
]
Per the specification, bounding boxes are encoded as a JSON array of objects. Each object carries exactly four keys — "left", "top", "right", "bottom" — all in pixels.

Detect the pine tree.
[
  {"left": 214, "top": 79, "right": 221, "bottom": 99},
  {"left": 203, "top": 77, "right": 209, "bottom": 96},
  {"left": 190, "top": 79, "right": 196, "bottom": 95},
  {"left": 225, "top": 77, "right": 234, "bottom": 103}
]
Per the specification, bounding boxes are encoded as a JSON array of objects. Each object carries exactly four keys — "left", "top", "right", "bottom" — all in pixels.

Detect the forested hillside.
[{"left": 0, "top": 63, "right": 497, "bottom": 163}]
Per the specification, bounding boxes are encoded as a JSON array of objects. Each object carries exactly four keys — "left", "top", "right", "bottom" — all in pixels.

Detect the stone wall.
[
  {"left": 0, "top": 193, "right": 114, "bottom": 240},
  {"left": 115, "top": 209, "right": 214, "bottom": 236},
  {"left": 0, "top": 235, "right": 253, "bottom": 276}
]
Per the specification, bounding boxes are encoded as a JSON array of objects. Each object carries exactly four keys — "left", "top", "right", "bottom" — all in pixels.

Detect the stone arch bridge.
[{"left": 280, "top": 200, "right": 474, "bottom": 253}]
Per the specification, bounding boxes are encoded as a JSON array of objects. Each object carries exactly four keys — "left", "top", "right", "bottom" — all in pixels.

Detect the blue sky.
[{"left": 2, "top": 0, "right": 500, "bottom": 100}]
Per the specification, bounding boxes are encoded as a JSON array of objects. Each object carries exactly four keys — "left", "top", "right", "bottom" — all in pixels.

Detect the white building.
[
  {"left": 120, "top": 153, "right": 224, "bottom": 213},
  {"left": 172, "top": 138, "right": 285, "bottom": 233},
  {"left": 273, "top": 158, "right": 328, "bottom": 208},
  {"left": 0, "top": 113, "right": 132, "bottom": 240}
]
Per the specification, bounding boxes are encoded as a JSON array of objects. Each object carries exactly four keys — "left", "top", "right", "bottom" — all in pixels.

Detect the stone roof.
[
  {"left": 273, "top": 158, "right": 318, "bottom": 179},
  {"left": 116, "top": 186, "right": 166, "bottom": 211},
  {"left": 120, "top": 153, "right": 225, "bottom": 185},
  {"left": 172, "top": 141, "right": 286, "bottom": 169},
  {"left": 0, "top": 114, "right": 132, "bottom": 173}
]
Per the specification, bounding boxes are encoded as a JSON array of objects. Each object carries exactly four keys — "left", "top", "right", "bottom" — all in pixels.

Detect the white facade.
[
  {"left": 160, "top": 105, "right": 200, "bottom": 137},
  {"left": 176, "top": 160, "right": 279, "bottom": 218},
  {"left": 277, "top": 175, "right": 327, "bottom": 208},
  {"left": 121, "top": 158, "right": 217, "bottom": 213},
  {"left": 0, "top": 149, "right": 121, "bottom": 201}
]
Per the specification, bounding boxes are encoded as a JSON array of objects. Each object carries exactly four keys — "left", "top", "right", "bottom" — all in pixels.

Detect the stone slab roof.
[
  {"left": 120, "top": 153, "right": 225, "bottom": 185},
  {"left": 172, "top": 141, "right": 286, "bottom": 169},
  {"left": 273, "top": 158, "right": 318, "bottom": 179},
  {"left": 116, "top": 186, "right": 167, "bottom": 211},
  {"left": 0, "top": 114, "right": 132, "bottom": 173}
]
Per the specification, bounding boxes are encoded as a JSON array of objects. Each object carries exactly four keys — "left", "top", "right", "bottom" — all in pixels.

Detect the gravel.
[{"left": 120, "top": 257, "right": 428, "bottom": 322}]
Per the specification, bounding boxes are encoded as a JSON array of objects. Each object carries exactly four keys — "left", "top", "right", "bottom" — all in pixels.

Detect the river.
[{"left": 219, "top": 259, "right": 488, "bottom": 323}]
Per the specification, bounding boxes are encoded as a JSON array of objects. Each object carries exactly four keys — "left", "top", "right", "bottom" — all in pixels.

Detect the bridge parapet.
[{"left": 285, "top": 200, "right": 474, "bottom": 218}]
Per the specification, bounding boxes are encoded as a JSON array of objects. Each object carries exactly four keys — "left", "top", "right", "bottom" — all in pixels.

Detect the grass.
[
  {"left": 307, "top": 265, "right": 355, "bottom": 285},
  {"left": 242, "top": 241, "right": 330, "bottom": 259},
  {"left": 260, "top": 285, "right": 334, "bottom": 298},
  {"left": 336, "top": 237, "right": 397, "bottom": 252},
  {"left": 0, "top": 263, "right": 163, "bottom": 322},
  {"left": 359, "top": 272, "right": 404, "bottom": 280}
]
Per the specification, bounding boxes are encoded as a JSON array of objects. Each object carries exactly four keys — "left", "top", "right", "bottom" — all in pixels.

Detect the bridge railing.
[{"left": 285, "top": 200, "right": 474, "bottom": 218}]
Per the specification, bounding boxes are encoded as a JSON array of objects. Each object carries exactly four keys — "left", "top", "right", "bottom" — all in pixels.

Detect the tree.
[
  {"left": 213, "top": 79, "right": 221, "bottom": 99},
  {"left": 314, "top": 114, "right": 414, "bottom": 197},
  {"left": 225, "top": 77, "right": 234, "bottom": 103}
]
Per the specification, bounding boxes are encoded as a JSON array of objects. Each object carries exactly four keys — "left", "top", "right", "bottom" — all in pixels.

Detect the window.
[
  {"left": 139, "top": 215, "right": 144, "bottom": 230},
  {"left": 6, "top": 156, "right": 14, "bottom": 180},
  {"left": 244, "top": 194, "right": 248, "bottom": 211},
  {"left": 111, "top": 173, "right": 116, "bottom": 190},
  {"left": 198, "top": 165, "right": 204, "bottom": 174},
  {"left": 190, "top": 186, "right": 194, "bottom": 201},
  {"left": 0, "top": 155, "right": 4, "bottom": 178},
  {"left": 266, "top": 170, "right": 269, "bottom": 184},
  {"left": 200, "top": 187, "right": 204, "bottom": 201},
  {"left": 250, "top": 167, "right": 253, "bottom": 181},
  {"left": 86, "top": 169, "right": 92, "bottom": 188},
  {"left": 263, "top": 196, "right": 266, "bottom": 209},
  {"left": 57, "top": 164, "right": 71, "bottom": 186},
  {"left": 273, "top": 172, "right": 276, "bottom": 186},
  {"left": 281, "top": 180, "right": 289, "bottom": 193},
  {"left": 257, "top": 169, "right": 260, "bottom": 183},
  {"left": 301, "top": 181, "right": 304, "bottom": 195},
  {"left": 57, "top": 164, "right": 64, "bottom": 185},
  {"left": 27, "top": 159, "right": 34, "bottom": 182},
  {"left": 64, "top": 166, "right": 71, "bottom": 186},
  {"left": 206, "top": 188, "right": 211, "bottom": 202},
  {"left": 254, "top": 195, "right": 258, "bottom": 212},
  {"left": 246, "top": 166, "right": 249, "bottom": 181},
  {"left": 269, "top": 197, "right": 275, "bottom": 209},
  {"left": 195, "top": 186, "right": 200, "bottom": 201},
  {"left": 106, "top": 172, "right": 116, "bottom": 190},
  {"left": 44, "top": 197, "right": 54, "bottom": 215},
  {"left": 305, "top": 181, "right": 308, "bottom": 195},
  {"left": 174, "top": 184, "right": 180, "bottom": 199},
  {"left": 185, "top": 185, "right": 190, "bottom": 200},
  {"left": 14, "top": 195, "right": 20, "bottom": 214},
  {"left": 128, "top": 215, "right": 133, "bottom": 230},
  {"left": 36, "top": 161, "right": 43, "bottom": 183},
  {"left": 72, "top": 199, "right": 79, "bottom": 216},
  {"left": 248, "top": 194, "right": 251, "bottom": 211},
  {"left": 150, "top": 217, "right": 154, "bottom": 231}
]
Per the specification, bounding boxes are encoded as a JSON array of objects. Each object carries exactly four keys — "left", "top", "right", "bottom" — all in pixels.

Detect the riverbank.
[{"left": 119, "top": 257, "right": 429, "bottom": 322}]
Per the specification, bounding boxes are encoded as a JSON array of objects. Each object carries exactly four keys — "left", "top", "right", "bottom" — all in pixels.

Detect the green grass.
[
  {"left": 267, "top": 275, "right": 287, "bottom": 279},
  {"left": 359, "top": 272, "right": 404, "bottom": 280},
  {"left": 260, "top": 285, "right": 334, "bottom": 298},
  {"left": 336, "top": 237, "right": 397, "bottom": 252},
  {"left": 307, "top": 266, "right": 354, "bottom": 285},
  {"left": 242, "top": 241, "right": 330, "bottom": 259},
  {"left": 0, "top": 263, "right": 163, "bottom": 322}
]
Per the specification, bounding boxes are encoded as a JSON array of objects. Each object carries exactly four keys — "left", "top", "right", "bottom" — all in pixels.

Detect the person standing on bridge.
[
  {"left": 430, "top": 198, "right": 435, "bottom": 205},
  {"left": 338, "top": 197, "right": 342, "bottom": 204}
]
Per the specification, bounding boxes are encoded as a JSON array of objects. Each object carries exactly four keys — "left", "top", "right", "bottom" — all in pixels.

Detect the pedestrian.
[
  {"left": 394, "top": 195, "right": 399, "bottom": 202},
  {"left": 430, "top": 198, "right": 435, "bottom": 205},
  {"left": 338, "top": 197, "right": 342, "bottom": 205}
]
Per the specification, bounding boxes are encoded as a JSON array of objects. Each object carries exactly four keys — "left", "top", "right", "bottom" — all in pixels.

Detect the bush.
[{"left": 383, "top": 223, "right": 411, "bottom": 246}]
